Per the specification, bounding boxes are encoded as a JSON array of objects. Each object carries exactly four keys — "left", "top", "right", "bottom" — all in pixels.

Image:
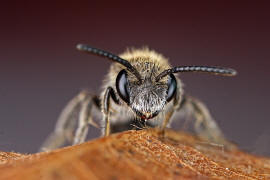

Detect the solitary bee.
[{"left": 40, "top": 44, "right": 237, "bottom": 151}]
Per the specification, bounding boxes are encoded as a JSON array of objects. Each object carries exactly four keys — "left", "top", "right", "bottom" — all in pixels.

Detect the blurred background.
[{"left": 0, "top": 1, "right": 269, "bottom": 156}]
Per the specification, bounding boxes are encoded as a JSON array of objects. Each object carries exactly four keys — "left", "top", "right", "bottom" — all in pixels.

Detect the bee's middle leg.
[
  {"left": 73, "top": 95, "right": 100, "bottom": 144},
  {"left": 40, "top": 91, "right": 100, "bottom": 151},
  {"left": 175, "top": 95, "right": 236, "bottom": 148}
]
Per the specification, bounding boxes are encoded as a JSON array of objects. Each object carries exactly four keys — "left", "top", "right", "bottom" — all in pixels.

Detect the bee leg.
[
  {"left": 160, "top": 108, "right": 175, "bottom": 136},
  {"left": 40, "top": 91, "right": 100, "bottom": 151},
  {"left": 102, "top": 87, "right": 120, "bottom": 136},
  {"left": 160, "top": 95, "right": 179, "bottom": 136},
  {"left": 72, "top": 95, "right": 100, "bottom": 145},
  {"left": 177, "top": 95, "right": 233, "bottom": 147}
]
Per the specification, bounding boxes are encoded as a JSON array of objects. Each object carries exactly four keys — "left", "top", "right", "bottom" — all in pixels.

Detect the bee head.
[{"left": 116, "top": 69, "right": 177, "bottom": 119}]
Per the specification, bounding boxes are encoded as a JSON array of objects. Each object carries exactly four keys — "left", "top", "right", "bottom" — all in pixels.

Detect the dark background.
[{"left": 0, "top": 1, "right": 269, "bottom": 156}]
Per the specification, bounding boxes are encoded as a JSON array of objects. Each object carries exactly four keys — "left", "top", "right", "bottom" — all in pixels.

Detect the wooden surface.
[{"left": 0, "top": 129, "right": 270, "bottom": 180}]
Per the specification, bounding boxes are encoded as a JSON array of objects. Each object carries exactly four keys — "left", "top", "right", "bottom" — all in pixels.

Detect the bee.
[{"left": 40, "top": 44, "right": 237, "bottom": 151}]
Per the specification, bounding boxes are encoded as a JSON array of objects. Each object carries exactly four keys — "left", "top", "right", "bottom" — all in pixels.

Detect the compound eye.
[
  {"left": 116, "top": 70, "right": 130, "bottom": 104},
  {"left": 166, "top": 74, "right": 177, "bottom": 102}
]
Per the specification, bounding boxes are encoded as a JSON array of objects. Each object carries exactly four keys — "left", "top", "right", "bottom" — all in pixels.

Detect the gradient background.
[{"left": 0, "top": 1, "right": 269, "bottom": 156}]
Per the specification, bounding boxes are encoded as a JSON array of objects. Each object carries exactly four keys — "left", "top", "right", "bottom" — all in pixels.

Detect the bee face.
[{"left": 116, "top": 69, "right": 177, "bottom": 120}]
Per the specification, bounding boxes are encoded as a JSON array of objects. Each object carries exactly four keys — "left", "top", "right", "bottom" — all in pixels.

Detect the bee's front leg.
[
  {"left": 102, "top": 87, "right": 120, "bottom": 136},
  {"left": 160, "top": 94, "right": 179, "bottom": 135}
]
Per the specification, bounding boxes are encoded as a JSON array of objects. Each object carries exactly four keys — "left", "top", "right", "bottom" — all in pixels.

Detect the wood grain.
[{"left": 0, "top": 129, "right": 270, "bottom": 179}]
